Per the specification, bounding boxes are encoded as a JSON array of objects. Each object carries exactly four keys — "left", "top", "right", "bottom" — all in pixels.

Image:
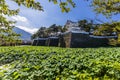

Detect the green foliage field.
[{"left": 0, "top": 46, "right": 120, "bottom": 80}]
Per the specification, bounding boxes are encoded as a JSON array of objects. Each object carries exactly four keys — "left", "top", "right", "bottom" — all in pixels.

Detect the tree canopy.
[
  {"left": 78, "top": 19, "right": 93, "bottom": 32},
  {"left": 92, "top": 0, "right": 120, "bottom": 16},
  {"left": 31, "top": 24, "right": 65, "bottom": 39}
]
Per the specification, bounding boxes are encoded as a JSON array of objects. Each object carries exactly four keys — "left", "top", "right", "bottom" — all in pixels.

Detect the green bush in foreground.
[{"left": 0, "top": 46, "right": 120, "bottom": 80}]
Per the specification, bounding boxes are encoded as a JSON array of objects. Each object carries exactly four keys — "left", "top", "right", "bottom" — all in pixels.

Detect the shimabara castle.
[
  {"left": 33, "top": 20, "right": 117, "bottom": 48},
  {"left": 65, "top": 20, "right": 79, "bottom": 31}
]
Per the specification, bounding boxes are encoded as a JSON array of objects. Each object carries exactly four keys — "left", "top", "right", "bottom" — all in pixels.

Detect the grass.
[{"left": 0, "top": 46, "right": 120, "bottom": 80}]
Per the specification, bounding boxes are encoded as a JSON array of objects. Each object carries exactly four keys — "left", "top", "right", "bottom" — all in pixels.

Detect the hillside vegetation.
[{"left": 0, "top": 46, "right": 120, "bottom": 80}]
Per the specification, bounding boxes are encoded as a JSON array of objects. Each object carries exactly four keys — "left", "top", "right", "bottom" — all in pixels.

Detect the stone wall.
[
  {"left": 32, "top": 32, "right": 117, "bottom": 48},
  {"left": 32, "top": 37, "right": 59, "bottom": 46},
  {"left": 62, "top": 32, "right": 117, "bottom": 48},
  {"left": 32, "top": 38, "right": 48, "bottom": 46},
  {"left": 47, "top": 37, "right": 59, "bottom": 47},
  {"left": 62, "top": 32, "right": 72, "bottom": 48}
]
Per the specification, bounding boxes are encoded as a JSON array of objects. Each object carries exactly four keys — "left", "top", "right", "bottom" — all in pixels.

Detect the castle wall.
[
  {"left": 62, "top": 32, "right": 72, "bottom": 48},
  {"left": 62, "top": 32, "right": 117, "bottom": 48},
  {"left": 47, "top": 37, "right": 59, "bottom": 47}
]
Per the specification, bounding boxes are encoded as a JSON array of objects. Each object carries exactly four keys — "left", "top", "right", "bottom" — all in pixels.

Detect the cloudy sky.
[{"left": 6, "top": 0, "right": 120, "bottom": 34}]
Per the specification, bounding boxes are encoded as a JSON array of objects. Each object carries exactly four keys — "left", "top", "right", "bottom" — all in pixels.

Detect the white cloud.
[
  {"left": 9, "top": 15, "right": 38, "bottom": 34},
  {"left": 16, "top": 26, "right": 38, "bottom": 34},
  {"left": 11, "top": 15, "right": 28, "bottom": 22}
]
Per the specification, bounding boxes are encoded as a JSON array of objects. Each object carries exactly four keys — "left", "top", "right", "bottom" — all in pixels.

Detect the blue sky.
[{"left": 6, "top": 0, "right": 120, "bottom": 34}]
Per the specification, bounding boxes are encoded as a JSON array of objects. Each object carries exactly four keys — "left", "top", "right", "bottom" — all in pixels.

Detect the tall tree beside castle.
[
  {"left": 31, "top": 27, "right": 48, "bottom": 39},
  {"left": 0, "top": 6, "right": 20, "bottom": 45},
  {"left": 31, "top": 24, "right": 64, "bottom": 39},
  {"left": 78, "top": 19, "right": 93, "bottom": 32}
]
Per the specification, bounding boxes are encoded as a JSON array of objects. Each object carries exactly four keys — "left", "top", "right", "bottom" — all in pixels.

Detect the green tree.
[
  {"left": 47, "top": 24, "right": 64, "bottom": 36},
  {"left": 32, "top": 24, "right": 64, "bottom": 39},
  {"left": 93, "top": 22, "right": 120, "bottom": 36},
  {"left": 78, "top": 19, "right": 93, "bottom": 32},
  {"left": 0, "top": 15, "right": 20, "bottom": 46},
  {"left": 31, "top": 27, "right": 48, "bottom": 39},
  {"left": 47, "top": 24, "right": 62, "bottom": 33},
  {"left": 92, "top": 0, "right": 120, "bottom": 16}
]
